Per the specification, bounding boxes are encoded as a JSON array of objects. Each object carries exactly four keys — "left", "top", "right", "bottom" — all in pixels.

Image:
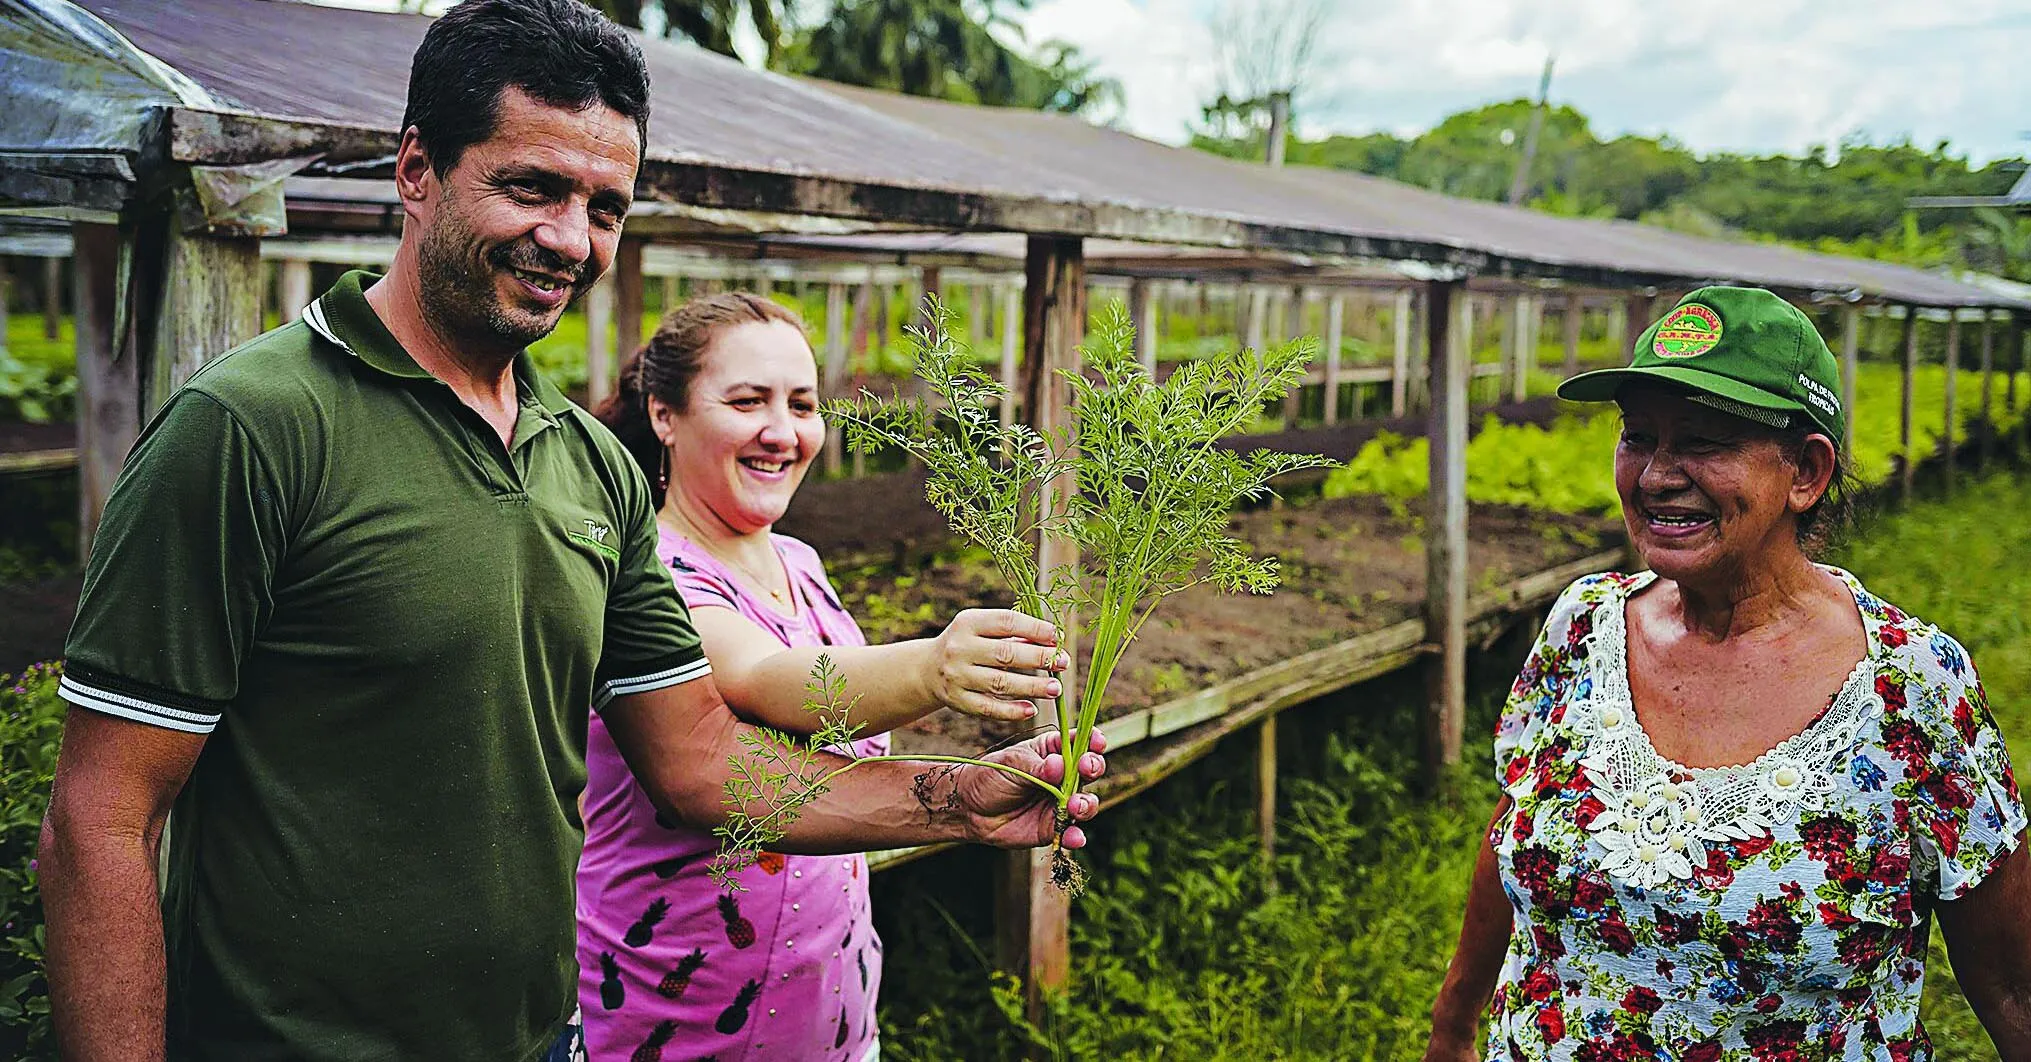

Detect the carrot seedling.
[{"left": 711, "top": 303, "right": 1332, "bottom": 893}]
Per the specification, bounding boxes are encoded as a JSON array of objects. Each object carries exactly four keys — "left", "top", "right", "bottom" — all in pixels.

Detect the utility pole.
[{"left": 1506, "top": 55, "right": 1556, "bottom": 206}]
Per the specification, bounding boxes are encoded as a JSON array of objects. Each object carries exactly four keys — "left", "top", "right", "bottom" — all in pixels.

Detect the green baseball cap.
[{"left": 1558, "top": 286, "right": 1845, "bottom": 448}]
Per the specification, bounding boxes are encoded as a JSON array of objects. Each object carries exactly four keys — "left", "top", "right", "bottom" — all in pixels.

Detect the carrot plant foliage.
[{"left": 713, "top": 303, "right": 1333, "bottom": 891}]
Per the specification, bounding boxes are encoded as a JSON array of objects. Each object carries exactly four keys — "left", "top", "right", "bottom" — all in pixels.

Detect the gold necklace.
[{"left": 661, "top": 511, "right": 791, "bottom": 604}]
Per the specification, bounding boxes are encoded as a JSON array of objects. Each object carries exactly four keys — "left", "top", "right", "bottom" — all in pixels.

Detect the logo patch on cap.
[{"left": 1653, "top": 304, "right": 1724, "bottom": 359}]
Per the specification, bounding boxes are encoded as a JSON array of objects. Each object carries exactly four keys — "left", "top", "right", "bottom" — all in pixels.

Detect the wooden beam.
[
  {"left": 43, "top": 254, "right": 62, "bottom": 340},
  {"left": 999, "top": 283, "right": 1021, "bottom": 433},
  {"left": 1000, "top": 235, "right": 1084, "bottom": 1017},
  {"left": 1980, "top": 315, "right": 1995, "bottom": 469},
  {"left": 1325, "top": 293, "right": 1347, "bottom": 423},
  {"left": 279, "top": 258, "right": 312, "bottom": 324},
  {"left": 1900, "top": 309, "right": 1917, "bottom": 501},
  {"left": 72, "top": 224, "right": 140, "bottom": 558},
  {"left": 585, "top": 276, "right": 615, "bottom": 409},
  {"left": 1282, "top": 285, "right": 1306, "bottom": 426},
  {"left": 1562, "top": 293, "right": 1582, "bottom": 377},
  {"left": 148, "top": 225, "right": 262, "bottom": 412},
  {"left": 1944, "top": 314, "right": 1959, "bottom": 493},
  {"left": 1424, "top": 279, "right": 1468, "bottom": 791},
  {"left": 1840, "top": 306, "right": 1860, "bottom": 446},
  {"left": 1258, "top": 715, "right": 1277, "bottom": 890},
  {"left": 1391, "top": 289, "right": 1414, "bottom": 417},
  {"left": 614, "top": 236, "right": 646, "bottom": 363},
  {"left": 822, "top": 281, "right": 848, "bottom": 476},
  {"left": 1511, "top": 294, "right": 1532, "bottom": 403},
  {"left": 661, "top": 273, "right": 679, "bottom": 315},
  {"left": 1244, "top": 285, "right": 1266, "bottom": 354},
  {"left": 917, "top": 265, "right": 942, "bottom": 342},
  {"left": 1129, "top": 278, "right": 1155, "bottom": 373},
  {"left": 1624, "top": 294, "right": 1652, "bottom": 364}
]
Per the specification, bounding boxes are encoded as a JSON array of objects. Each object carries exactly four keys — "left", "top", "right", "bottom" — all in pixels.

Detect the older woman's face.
[
  {"left": 1613, "top": 386, "right": 1814, "bottom": 581},
  {"left": 655, "top": 320, "right": 825, "bottom": 534}
]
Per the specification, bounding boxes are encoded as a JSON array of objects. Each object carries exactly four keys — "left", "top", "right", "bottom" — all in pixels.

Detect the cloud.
[{"left": 1010, "top": 0, "right": 2031, "bottom": 162}]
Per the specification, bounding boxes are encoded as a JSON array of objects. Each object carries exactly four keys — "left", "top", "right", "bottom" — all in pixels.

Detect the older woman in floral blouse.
[{"left": 1425, "top": 287, "right": 2031, "bottom": 1061}]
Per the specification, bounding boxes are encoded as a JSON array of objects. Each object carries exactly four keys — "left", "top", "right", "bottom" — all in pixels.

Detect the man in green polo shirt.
[{"left": 35, "top": 2, "right": 1101, "bottom": 1060}]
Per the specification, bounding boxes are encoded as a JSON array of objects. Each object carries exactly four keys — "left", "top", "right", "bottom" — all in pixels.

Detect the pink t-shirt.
[{"left": 577, "top": 528, "right": 886, "bottom": 1061}]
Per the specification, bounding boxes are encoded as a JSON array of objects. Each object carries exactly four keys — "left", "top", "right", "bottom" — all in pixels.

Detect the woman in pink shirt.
[{"left": 578, "top": 293, "right": 1066, "bottom": 1061}]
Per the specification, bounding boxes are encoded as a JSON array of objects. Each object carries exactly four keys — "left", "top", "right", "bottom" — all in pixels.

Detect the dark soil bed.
[{"left": 817, "top": 492, "right": 1618, "bottom": 759}]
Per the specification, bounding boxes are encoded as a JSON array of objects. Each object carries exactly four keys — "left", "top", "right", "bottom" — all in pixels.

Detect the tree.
[
  {"left": 781, "top": 0, "right": 1119, "bottom": 117},
  {"left": 1191, "top": 0, "right": 1332, "bottom": 160},
  {"left": 578, "top": 0, "right": 791, "bottom": 64}
]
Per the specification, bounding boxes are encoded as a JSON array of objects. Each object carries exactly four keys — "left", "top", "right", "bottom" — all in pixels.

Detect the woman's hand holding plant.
[{"left": 922, "top": 607, "right": 1069, "bottom": 722}]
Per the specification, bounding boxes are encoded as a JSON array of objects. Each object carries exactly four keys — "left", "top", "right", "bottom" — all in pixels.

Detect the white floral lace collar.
[{"left": 1568, "top": 569, "right": 1884, "bottom": 888}]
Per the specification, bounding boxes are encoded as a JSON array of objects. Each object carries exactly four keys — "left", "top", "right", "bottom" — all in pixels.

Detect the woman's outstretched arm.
[{"left": 693, "top": 605, "right": 1068, "bottom": 736}]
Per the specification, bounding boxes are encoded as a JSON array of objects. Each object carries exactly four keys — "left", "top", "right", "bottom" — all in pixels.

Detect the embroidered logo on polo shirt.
[
  {"left": 568, "top": 519, "right": 621, "bottom": 562},
  {"left": 1653, "top": 304, "right": 1723, "bottom": 359}
]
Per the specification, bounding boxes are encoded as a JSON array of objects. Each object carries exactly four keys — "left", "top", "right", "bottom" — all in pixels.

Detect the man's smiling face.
[{"left": 409, "top": 84, "right": 640, "bottom": 353}]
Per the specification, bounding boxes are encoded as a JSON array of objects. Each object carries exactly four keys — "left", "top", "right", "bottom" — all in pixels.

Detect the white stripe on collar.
[{"left": 301, "top": 299, "right": 356, "bottom": 357}]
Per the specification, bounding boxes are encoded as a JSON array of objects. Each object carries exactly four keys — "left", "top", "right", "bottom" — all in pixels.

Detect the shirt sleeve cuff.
[
  {"left": 58, "top": 674, "right": 222, "bottom": 734},
  {"left": 592, "top": 656, "right": 713, "bottom": 713}
]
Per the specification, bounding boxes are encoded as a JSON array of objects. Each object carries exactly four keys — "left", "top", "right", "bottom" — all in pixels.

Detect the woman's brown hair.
[{"left": 595, "top": 291, "right": 812, "bottom": 490}]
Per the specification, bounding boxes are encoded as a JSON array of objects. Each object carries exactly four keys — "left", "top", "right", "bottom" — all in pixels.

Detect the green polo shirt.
[{"left": 62, "top": 270, "right": 708, "bottom": 1061}]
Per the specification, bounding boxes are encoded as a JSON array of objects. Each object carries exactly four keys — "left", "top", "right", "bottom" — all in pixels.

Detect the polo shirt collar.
[{"left": 305, "top": 269, "right": 575, "bottom": 416}]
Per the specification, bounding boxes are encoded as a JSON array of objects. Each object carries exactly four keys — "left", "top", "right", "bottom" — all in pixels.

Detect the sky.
[{"left": 1015, "top": 0, "right": 2031, "bottom": 164}]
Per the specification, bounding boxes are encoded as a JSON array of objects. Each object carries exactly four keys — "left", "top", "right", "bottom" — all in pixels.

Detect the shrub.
[{"left": 0, "top": 661, "right": 63, "bottom": 1060}]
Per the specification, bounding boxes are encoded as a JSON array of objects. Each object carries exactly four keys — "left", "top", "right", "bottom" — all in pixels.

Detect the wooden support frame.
[
  {"left": 1390, "top": 290, "right": 1412, "bottom": 418},
  {"left": 1900, "top": 308, "right": 1917, "bottom": 501},
  {"left": 822, "top": 281, "right": 848, "bottom": 475},
  {"left": 1562, "top": 293, "right": 1582, "bottom": 377},
  {"left": 1980, "top": 315, "right": 1995, "bottom": 469},
  {"left": 614, "top": 236, "right": 646, "bottom": 364},
  {"left": 279, "top": 258, "right": 312, "bottom": 324},
  {"left": 149, "top": 222, "right": 262, "bottom": 413},
  {"left": 1943, "top": 315, "right": 1959, "bottom": 493},
  {"left": 1423, "top": 279, "right": 1468, "bottom": 790},
  {"left": 43, "top": 254, "right": 62, "bottom": 340},
  {"left": 1840, "top": 306, "right": 1860, "bottom": 445},
  {"left": 585, "top": 275, "right": 615, "bottom": 409},
  {"left": 1282, "top": 285, "right": 1307, "bottom": 427},
  {"left": 999, "top": 235, "right": 1084, "bottom": 1017},
  {"left": 1510, "top": 294, "right": 1532, "bottom": 404},
  {"left": 1324, "top": 293, "right": 1347, "bottom": 423},
  {"left": 1129, "top": 277, "right": 1155, "bottom": 373},
  {"left": 73, "top": 223, "right": 140, "bottom": 557},
  {"left": 999, "top": 283, "right": 1021, "bottom": 432}
]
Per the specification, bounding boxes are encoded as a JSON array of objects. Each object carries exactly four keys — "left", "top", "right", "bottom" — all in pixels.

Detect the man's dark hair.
[{"left": 402, "top": 0, "right": 651, "bottom": 176}]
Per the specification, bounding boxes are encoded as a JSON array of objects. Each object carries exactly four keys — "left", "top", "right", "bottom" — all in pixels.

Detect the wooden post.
[
  {"left": 585, "top": 275, "right": 615, "bottom": 409},
  {"left": 1244, "top": 286, "right": 1266, "bottom": 354},
  {"left": 614, "top": 237, "right": 645, "bottom": 362},
  {"left": 999, "top": 236, "right": 1083, "bottom": 1017},
  {"left": 753, "top": 272, "right": 773, "bottom": 299},
  {"left": 999, "top": 283, "right": 1021, "bottom": 432},
  {"left": 1282, "top": 286, "right": 1306, "bottom": 426},
  {"left": 1624, "top": 294, "right": 1652, "bottom": 364},
  {"left": 1423, "top": 279, "right": 1468, "bottom": 791},
  {"left": 1510, "top": 294, "right": 1531, "bottom": 403},
  {"left": 1980, "top": 315, "right": 1995, "bottom": 469},
  {"left": 279, "top": 259, "right": 312, "bottom": 324},
  {"left": 822, "top": 281, "right": 848, "bottom": 475},
  {"left": 1325, "top": 292, "right": 1347, "bottom": 423},
  {"left": 661, "top": 273, "right": 679, "bottom": 314},
  {"left": 43, "top": 254, "right": 62, "bottom": 340},
  {"left": 850, "top": 272, "right": 875, "bottom": 361},
  {"left": 1900, "top": 308, "right": 1917, "bottom": 502},
  {"left": 148, "top": 225, "right": 262, "bottom": 411},
  {"left": 73, "top": 224, "right": 141, "bottom": 558},
  {"left": 1841, "top": 306, "right": 1860, "bottom": 446},
  {"left": 1129, "top": 278, "right": 1155, "bottom": 374},
  {"left": 1562, "top": 293, "right": 1582, "bottom": 377},
  {"left": 1944, "top": 314, "right": 1959, "bottom": 491},
  {"left": 1257, "top": 714, "right": 1277, "bottom": 890},
  {"left": 917, "top": 266, "right": 942, "bottom": 340}
]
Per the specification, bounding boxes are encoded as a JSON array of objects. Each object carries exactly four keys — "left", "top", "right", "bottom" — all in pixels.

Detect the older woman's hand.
[{"left": 925, "top": 608, "right": 1070, "bottom": 722}]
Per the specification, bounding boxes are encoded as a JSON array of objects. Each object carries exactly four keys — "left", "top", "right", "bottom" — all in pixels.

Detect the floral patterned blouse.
[{"left": 1486, "top": 568, "right": 2025, "bottom": 1062}]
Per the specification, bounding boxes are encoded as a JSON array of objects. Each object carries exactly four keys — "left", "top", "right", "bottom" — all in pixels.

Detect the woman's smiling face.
[
  {"left": 654, "top": 319, "right": 823, "bottom": 534},
  {"left": 1613, "top": 384, "right": 1826, "bottom": 584}
]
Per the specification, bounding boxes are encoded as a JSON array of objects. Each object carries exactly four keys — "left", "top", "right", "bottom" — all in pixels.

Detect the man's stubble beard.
[{"left": 415, "top": 191, "right": 573, "bottom": 358}]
